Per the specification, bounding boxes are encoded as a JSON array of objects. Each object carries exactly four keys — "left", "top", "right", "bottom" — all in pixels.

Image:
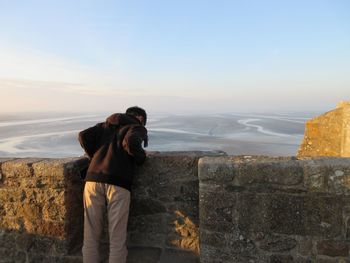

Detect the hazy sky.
[{"left": 0, "top": 0, "right": 349, "bottom": 113}]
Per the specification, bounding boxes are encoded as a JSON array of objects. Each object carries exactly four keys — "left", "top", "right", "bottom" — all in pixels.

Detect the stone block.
[
  {"left": 127, "top": 214, "right": 167, "bottom": 247},
  {"left": 0, "top": 231, "right": 15, "bottom": 251},
  {"left": 0, "top": 248, "right": 26, "bottom": 263},
  {"left": 32, "top": 159, "right": 65, "bottom": 178},
  {"left": 23, "top": 188, "right": 65, "bottom": 205},
  {"left": 294, "top": 257, "right": 313, "bottom": 263},
  {"left": 301, "top": 158, "right": 350, "bottom": 194},
  {"left": 236, "top": 193, "right": 343, "bottom": 237},
  {"left": 297, "top": 236, "right": 314, "bottom": 256},
  {"left": 200, "top": 229, "right": 248, "bottom": 252},
  {"left": 32, "top": 221, "right": 65, "bottom": 238},
  {"left": 2, "top": 159, "right": 43, "bottom": 178},
  {"left": 200, "top": 243, "right": 263, "bottom": 263},
  {"left": 16, "top": 233, "right": 36, "bottom": 251},
  {"left": 315, "top": 257, "right": 342, "bottom": 263},
  {"left": 234, "top": 159, "right": 303, "bottom": 186},
  {"left": 346, "top": 217, "right": 350, "bottom": 239},
  {"left": 63, "top": 157, "right": 89, "bottom": 183},
  {"left": 61, "top": 256, "right": 84, "bottom": 263},
  {"left": 21, "top": 203, "right": 42, "bottom": 221},
  {"left": 129, "top": 198, "right": 167, "bottom": 217},
  {"left": 42, "top": 202, "right": 65, "bottom": 221},
  {"left": 136, "top": 154, "right": 199, "bottom": 186},
  {"left": 270, "top": 254, "right": 294, "bottom": 263},
  {"left": 146, "top": 180, "right": 198, "bottom": 203},
  {"left": 198, "top": 157, "right": 235, "bottom": 183},
  {"left": 126, "top": 247, "right": 162, "bottom": 263},
  {"left": 258, "top": 234, "right": 297, "bottom": 253},
  {"left": 27, "top": 254, "right": 68, "bottom": 263},
  {"left": 0, "top": 216, "right": 22, "bottom": 231},
  {"left": 3, "top": 202, "right": 19, "bottom": 217},
  {"left": 317, "top": 240, "right": 349, "bottom": 257},
  {"left": 159, "top": 248, "right": 199, "bottom": 263},
  {"left": 200, "top": 230, "right": 226, "bottom": 248},
  {"left": 199, "top": 188, "right": 236, "bottom": 232}
]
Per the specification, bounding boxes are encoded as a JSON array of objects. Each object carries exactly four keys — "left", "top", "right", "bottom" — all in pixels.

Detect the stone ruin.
[{"left": 298, "top": 101, "right": 350, "bottom": 157}]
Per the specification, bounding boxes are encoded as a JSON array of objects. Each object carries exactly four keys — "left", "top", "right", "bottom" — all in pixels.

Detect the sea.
[{"left": 0, "top": 111, "right": 316, "bottom": 158}]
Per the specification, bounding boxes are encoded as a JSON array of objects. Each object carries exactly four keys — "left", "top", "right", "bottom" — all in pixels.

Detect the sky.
[{"left": 0, "top": 0, "right": 349, "bottom": 114}]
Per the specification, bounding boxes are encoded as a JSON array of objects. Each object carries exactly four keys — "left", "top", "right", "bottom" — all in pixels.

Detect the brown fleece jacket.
[{"left": 78, "top": 113, "right": 148, "bottom": 191}]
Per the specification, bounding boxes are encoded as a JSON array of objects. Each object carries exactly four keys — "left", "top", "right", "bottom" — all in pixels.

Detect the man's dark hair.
[{"left": 126, "top": 106, "right": 147, "bottom": 125}]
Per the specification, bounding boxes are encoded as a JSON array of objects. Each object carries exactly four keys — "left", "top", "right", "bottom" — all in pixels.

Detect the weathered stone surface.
[
  {"left": 2, "top": 158, "right": 41, "bottom": 178},
  {"left": 0, "top": 159, "right": 15, "bottom": 184},
  {"left": 126, "top": 247, "right": 162, "bottom": 263},
  {"left": 0, "top": 157, "right": 86, "bottom": 262},
  {"left": 300, "top": 158, "right": 350, "bottom": 194},
  {"left": 27, "top": 254, "right": 78, "bottom": 263},
  {"left": 297, "top": 236, "right": 314, "bottom": 256},
  {"left": 136, "top": 154, "right": 199, "bottom": 184},
  {"left": 315, "top": 257, "right": 343, "bottom": 263},
  {"left": 200, "top": 244, "right": 266, "bottom": 263},
  {"left": 270, "top": 254, "right": 294, "bottom": 263},
  {"left": 198, "top": 157, "right": 236, "bottom": 182},
  {"left": 199, "top": 189, "right": 236, "bottom": 232},
  {"left": 199, "top": 156, "right": 350, "bottom": 263},
  {"left": 259, "top": 234, "right": 297, "bottom": 252},
  {"left": 234, "top": 159, "right": 303, "bottom": 186},
  {"left": 294, "top": 257, "right": 313, "bottom": 263},
  {"left": 235, "top": 193, "right": 342, "bottom": 237},
  {"left": 0, "top": 248, "right": 26, "bottom": 263},
  {"left": 298, "top": 102, "right": 350, "bottom": 157},
  {"left": 31, "top": 159, "right": 65, "bottom": 178},
  {"left": 159, "top": 248, "right": 199, "bottom": 263},
  {"left": 0, "top": 154, "right": 203, "bottom": 262},
  {"left": 199, "top": 156, "right": 305, "bottom": 193},
  {"left": 127, "top": 152, "right": 205, "bottom": 260},
  {"left": 129, "top": 198, "right": 167, "bottom": 216},
  {"left": 2, "top": 155, "right": 350, "bottom": 262},
  {"left": 317, "top": 240, "right": 349, "bottom": 257}
]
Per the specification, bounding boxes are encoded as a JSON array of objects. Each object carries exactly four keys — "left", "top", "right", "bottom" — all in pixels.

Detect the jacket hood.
[{"left": 106, "top": 113, "right": 141, "bottom": 127}]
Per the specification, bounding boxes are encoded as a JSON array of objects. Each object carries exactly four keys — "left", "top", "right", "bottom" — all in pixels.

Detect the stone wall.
[
  {"left": 199, "top": 156, "right": 350, "bottom": 263},
  {"left": 298, "top": 102, "right": 350, "bottom": 157},
  {"left": 343, "top": 106, "right": 350, "bottom": 157},
  {"left": 0, "top": 152, "right": 216, "bottom": 263},
  {"left": 127, "top": 152, "right": 207, "bottom": 263},
  {"left": 0, "top": 157, "right": 87, "bottom": 263},
  {"left": 1, "top": 154, "right": 350, "bottom": 263}
]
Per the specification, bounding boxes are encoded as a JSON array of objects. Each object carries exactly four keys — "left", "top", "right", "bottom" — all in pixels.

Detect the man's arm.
[
  {"left": 122, "top": 125, "right": 148, "bottom": 165},
  {"left": 78, "top": 125, "right": 100, "bottom": 159}
]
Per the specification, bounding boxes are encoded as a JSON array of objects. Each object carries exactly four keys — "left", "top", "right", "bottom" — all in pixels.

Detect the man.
[{"left": 78, "top": 106, "right": 148, "bottom": 263}]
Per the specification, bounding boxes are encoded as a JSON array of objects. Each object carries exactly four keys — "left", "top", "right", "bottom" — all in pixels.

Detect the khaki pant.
[{"left": 82, "top": 182, "right": 131, "bottom": 263}]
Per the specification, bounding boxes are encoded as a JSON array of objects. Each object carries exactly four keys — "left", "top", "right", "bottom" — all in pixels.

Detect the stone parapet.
[
  {"left": 198, "top": 156, "right": 350, "bottom": 263},
  {"left": 0, "top": 152, "right": 224, "bottom": 263},
  {"left": 1, "top": 154, "right": 350, "bottom": 262}
]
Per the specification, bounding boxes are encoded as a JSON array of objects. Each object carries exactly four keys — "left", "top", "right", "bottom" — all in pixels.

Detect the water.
[{"left": 0, "top": 112, "right": 313, "bottom": 157}]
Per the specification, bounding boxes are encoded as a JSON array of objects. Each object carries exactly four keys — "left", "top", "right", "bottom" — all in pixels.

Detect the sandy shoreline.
[{"left": 0, "top": 112, "right": 306, "bottom": 157}]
